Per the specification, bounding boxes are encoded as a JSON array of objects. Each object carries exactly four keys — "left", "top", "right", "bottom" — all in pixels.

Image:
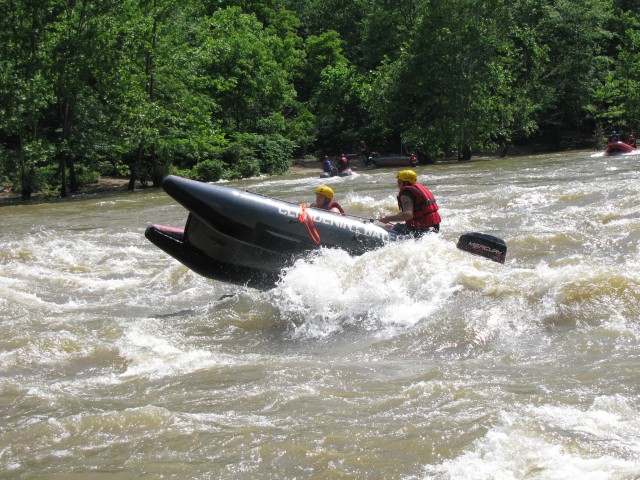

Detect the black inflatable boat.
[{"left": 145, "top": 175, "right": 507, "bottom": 288}]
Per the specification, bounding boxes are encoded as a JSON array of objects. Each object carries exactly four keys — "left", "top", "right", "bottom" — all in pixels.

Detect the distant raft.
[
  {"left": 368, "top": 155, "right": 417, "bottom": 168},
  {"left": 604, "top": 141, "right": 638, "bottom": 155},
  {"left": 320, "top": 168, "right": 352, "bottom": 178}
]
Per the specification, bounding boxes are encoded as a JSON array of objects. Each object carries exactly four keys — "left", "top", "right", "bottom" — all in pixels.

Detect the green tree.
[
  {"left": 202, "top": 6, "right": 310, "bottom": 170},
  {"left": 359, "top": 0, "right": 420, "bottom": 69},
  {"left": 0, "top": 0, "right": 55, "bottom": 199},
  {"left": 106, "top": 0, "right": 221, "bottom": 189},
  {"left": 534, "top": 0, "right": 612, "bottom": 146},
  {"left": 42, "top": 0, "right": 119, "bottom": 196},
  {"left": 298, "top": 30, "right": 346, "bottom": 102},
  {"left": 205, "top": 7, "right": 295, "bottom": 133},
  {"left": 369, "top": 0, "right": 524, "bottom": 159},
  {"left": 0, "top": 0, "right": 635, "bottom": 197},
  {"left": 283, "top": 0, "right": 365, "bottom": 63},
  {"left": 594, "top": 8, "right": 640, "bottom": 132},
  {"left": 313, "top": 62, "right": 369, "bottom": 153}
]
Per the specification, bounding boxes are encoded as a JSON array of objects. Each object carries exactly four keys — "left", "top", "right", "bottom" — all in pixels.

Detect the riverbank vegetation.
[{"left": 1, "top": 0, "right": 638, "bottom": 199}]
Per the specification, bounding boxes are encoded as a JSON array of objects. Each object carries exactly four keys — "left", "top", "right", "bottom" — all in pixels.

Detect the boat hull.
[
  {"left": 320, "top": 169, "right": 352, "bottom": 178},
  {"left": 368, "top": 156, "right": 417, "bottom": 167},
  {"left": 145, "top": 222, "right": 283, "bottom": 288},
  {"left": 146, "top": 175, "right": 390, "bottom": 287},
  {"left": 604, "top": 141, "right": 637, "bottom": 155}
]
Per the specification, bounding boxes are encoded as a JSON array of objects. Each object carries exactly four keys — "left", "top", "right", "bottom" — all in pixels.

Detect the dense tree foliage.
[{"left": 0, "top": 0, "right": 638, "bottom": 198}]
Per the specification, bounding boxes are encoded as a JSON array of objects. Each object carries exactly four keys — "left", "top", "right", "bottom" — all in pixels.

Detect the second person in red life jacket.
[
  {"left": 337, "top": 154, "right": 350, "bottom": 174},
  {"left": 312, "top": 185, "right": 345, "bottom": 215},
  {"left": 377, "top": 169, "right": 441, "bottom": 236}
]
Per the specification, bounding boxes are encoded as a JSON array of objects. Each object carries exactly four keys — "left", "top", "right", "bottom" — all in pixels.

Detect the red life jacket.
[
  {"left": 337, "top": 156, "right": 349, "bottom": 172},
  {"left": 397, "top": 183, "right": 441, "bottom": 228},
  {"left": 316, "top": 200, "right": 345, "bottom": 215}
]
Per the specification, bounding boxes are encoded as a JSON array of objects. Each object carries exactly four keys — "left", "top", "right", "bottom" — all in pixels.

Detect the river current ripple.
[{"left": 1, "top": 150, "right": 639, "bottom": 479}]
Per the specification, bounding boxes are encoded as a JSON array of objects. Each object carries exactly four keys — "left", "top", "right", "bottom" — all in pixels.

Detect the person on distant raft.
[
  {"left": 608, "top": 130, "right": 620, "bottom": 143},
  {"left": 320, "top": 155, "right": 333, "bottom": 174},
  {"left": 377, "top": 169, "right": 441, "bottom": 237},
  {"left": 336, "top": 153, "right": 350, "bottom": 174},
  {"left": 627, "top": 133, "right": 636, "bottom": 148},
  {"left": 312, "top": 185, "right": 345, "bottom": 215}
]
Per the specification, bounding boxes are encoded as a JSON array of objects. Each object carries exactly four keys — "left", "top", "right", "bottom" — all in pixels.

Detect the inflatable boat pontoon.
[{"left": 146, "top": 176, "right": 507, "bottom": 288}]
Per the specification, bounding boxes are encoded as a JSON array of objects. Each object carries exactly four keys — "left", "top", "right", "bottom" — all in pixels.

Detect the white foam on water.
[
  {"left": 265, "top": 213, "right": 640, "bottom": 356},
  {"left": 422, "top": 396, "right": 640, "bottom": 479},
  {"left": 116, "top": 319, "right": 234, "bottom": 380},
  {"left": 1, "top": 226, "right": 220, "bottom": 315},
  {"left": 116, "top": 319, "right": 259, "bottom": 379},
  {"left": 272, "top": 234, "right": 509, "bottom": 340}
]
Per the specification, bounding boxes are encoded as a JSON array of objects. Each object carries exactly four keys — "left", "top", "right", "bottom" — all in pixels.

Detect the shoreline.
[
  {"left": 0, "top": 177, "right": 134, "bottom": 205},
  {"left": 0, "top": 159, "right": 323, "bottom": 205},
  {"left": 0, "top": 145, "right": 601, "bottom": 205}
]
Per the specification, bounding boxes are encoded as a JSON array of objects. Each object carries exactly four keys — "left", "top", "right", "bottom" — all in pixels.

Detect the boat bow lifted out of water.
[{"left": 145, "top": 176, "right": 507, "bottom": 288}]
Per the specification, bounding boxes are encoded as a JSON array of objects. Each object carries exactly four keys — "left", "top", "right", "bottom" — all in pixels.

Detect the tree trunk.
[
  {"left": 59, "top": 152, "right": 68, "bottom": 197},
  {"left": 69, "top": 160, "right": 78, "bottom": 193},
  {"left": 59, "top": 102, "right": 75, "bottom": 197},
  {"left": 21, "top": 165, "right": 34, "bottom": 201},
  {"left": 128, "top": 144, "right": 143, "bottom": 191},
  {"left": 458, "top": 143, "right": 472, "bottom": 161}
]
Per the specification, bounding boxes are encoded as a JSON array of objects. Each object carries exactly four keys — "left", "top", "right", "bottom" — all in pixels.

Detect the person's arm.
[{"left": 378, "top": 194, "right": 414, "bottom": 223}]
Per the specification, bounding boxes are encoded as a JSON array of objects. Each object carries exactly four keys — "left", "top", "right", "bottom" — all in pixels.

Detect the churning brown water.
[{"left": 1, "top": 150, "right": 639, "bottom": 479}]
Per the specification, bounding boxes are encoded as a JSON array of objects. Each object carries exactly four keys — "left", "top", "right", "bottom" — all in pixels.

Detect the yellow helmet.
[
  {"left": 397, "top": 169, "right": 417, "bottom": 184},
  {"left": 315, "top": 185, "right": 334, "bottom": 200}
]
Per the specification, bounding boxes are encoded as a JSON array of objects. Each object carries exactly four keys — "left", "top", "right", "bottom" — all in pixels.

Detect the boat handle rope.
[{"left": 297, "top": 204, "right": 321, "bottom": 244}]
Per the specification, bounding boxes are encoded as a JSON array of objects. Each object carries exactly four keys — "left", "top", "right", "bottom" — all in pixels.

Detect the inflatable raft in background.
[
  {"left": 145, "top": 176, "right": 507, "bottom": 289},
  {"left": 368, "top": 155, "right": 417, "bottom": 168},
  {"left": 604, "top": 141, "right": 638, "bottom": 155},
  {"left": 320, "top": 168, "right": 352, "bottom": 178}
]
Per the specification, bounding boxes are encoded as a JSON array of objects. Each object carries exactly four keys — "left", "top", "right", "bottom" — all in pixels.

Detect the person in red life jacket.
[
  {"left": 336, "top": 154, "right": 350, "bottom": 174},
  {"left": 377, "top": 169, "right": 441, "bottom": 236},
  {"left": 312, "top": 185, "right": 345, "bottom": 215},
  {"left": 627, "top": 133, "right": 636, "bottom": 148},
  {"left": 409, "top": 152, "right": 418, "bottom": 166}
]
